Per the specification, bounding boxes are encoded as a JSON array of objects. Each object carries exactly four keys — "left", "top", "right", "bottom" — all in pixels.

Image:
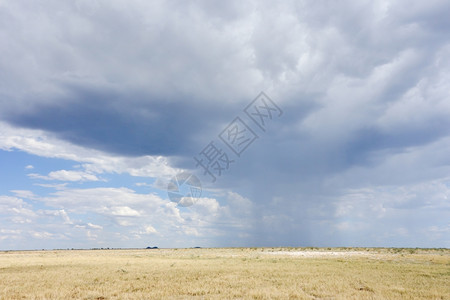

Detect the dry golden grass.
[{"left": 0, "top": 247, "right": 448, "bottom": 299}]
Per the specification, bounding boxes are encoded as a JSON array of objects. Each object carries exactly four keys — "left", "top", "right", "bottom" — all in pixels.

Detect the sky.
[{"left": 0, "top": 0, "right": 449, "bottom": 250}]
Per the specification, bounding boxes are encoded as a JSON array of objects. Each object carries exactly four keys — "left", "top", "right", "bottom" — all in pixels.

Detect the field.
[{"left": 0, "top": 247, "right": 448, "bottom": 299}]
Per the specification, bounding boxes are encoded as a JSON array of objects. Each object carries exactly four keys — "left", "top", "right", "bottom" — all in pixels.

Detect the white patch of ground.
[{"left": 264, "top": 251, "right": 376, "bottom": 257}]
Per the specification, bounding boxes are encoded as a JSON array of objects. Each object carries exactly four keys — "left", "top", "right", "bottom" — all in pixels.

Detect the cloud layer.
[{"left": 1, "top": 0, "right": 449, "bottom": 248}]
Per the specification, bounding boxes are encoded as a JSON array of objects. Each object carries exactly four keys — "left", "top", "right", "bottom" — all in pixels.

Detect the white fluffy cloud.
[
  {"left": 28, "top": 170, "right": 100, "bottom": 182},
  {"left": 0, "top": 121, "right": 178, "bottom": 180},
  {"left": 0, "top": 185, "right": 256, "bottom": 249}
]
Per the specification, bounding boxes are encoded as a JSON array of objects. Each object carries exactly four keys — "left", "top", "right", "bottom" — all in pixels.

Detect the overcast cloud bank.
[{"left": 0, "top": 0, "right": 449, "bottom": 249}]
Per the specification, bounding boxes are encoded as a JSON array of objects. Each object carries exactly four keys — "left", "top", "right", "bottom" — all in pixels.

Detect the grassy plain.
[{"left": 0, "top": 247, "right": 448, "bottom": 299}]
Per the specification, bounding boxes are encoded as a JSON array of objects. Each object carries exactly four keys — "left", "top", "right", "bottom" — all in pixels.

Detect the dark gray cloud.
[{"left": 3, "top": 84, "right": 235, "bottom": 156}]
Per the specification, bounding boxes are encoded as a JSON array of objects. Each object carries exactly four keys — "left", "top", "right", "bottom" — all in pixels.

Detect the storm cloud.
[{"left": 1, "top": 0, "right": 449, "bottom": 248}]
